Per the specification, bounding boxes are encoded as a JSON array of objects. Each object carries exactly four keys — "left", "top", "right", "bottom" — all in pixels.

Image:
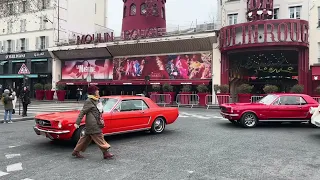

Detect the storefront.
[
  {"left": 219, "top": 10, "right": 309, "bottom": 97},
  {"left": 0, "top": 51, "right": 52, "bottom": 96},
  {"left": 49, "top": 31, "right": 218, "bottom": 98}
]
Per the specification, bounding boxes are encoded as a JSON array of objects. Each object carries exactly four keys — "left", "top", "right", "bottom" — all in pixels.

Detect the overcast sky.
[{"left": 107, "top": 0, "right": 217, "bottom": 36}]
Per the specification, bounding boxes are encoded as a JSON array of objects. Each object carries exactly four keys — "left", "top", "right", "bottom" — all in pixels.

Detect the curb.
[{"left": 0, "top": 117, "right": 34, "bottom": 123}]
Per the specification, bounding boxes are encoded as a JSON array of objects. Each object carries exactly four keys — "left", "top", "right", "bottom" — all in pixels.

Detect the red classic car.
[
  {"left": 33, "top": 95, "right": 179, "bottom": 143},
  {"left": 220, "top": 94, "right": 319, "bottom": 128}
]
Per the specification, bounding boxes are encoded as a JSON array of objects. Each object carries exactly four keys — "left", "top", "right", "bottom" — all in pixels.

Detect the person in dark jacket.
[
  {"left": 2, "top": 89, "right": 15, "bottom": 123},
  {"left": 20, "top": 86, "right": 30, "bottom": 117},
  {"left": 72, "top": 85, "right": 114, "bottom": 159}
]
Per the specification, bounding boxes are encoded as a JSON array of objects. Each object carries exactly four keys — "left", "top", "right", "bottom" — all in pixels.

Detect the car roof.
[
  {"left": 270, "top": 93, "right": 310, "bottom": 97},
  {"left": 100, "top": 95, "right": 148, "bottom": 100}
]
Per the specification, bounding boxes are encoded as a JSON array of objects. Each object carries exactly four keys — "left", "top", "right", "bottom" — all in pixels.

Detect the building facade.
[
  {"left": 0, "top": 0, "right": 108, "bottom": 95},
  {"left": 218, "top": 0, "right": 311, "bottom": 98}
]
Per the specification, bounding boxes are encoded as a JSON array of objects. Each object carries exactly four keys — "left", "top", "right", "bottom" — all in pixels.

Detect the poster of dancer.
[{"left": 113, "top": 53, "right": 212, "bottom": 80}]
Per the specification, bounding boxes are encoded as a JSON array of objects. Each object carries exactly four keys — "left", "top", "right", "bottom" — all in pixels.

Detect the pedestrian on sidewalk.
[
  {"left": 2, "top": 89, "right": 15, "bottom": 123},
  {"left": 11, "top": 88, "right": 17, "bottom": 114},
  {"left": 72, "top": 85, "right": 114, "bottom": 159},
  {"left": 20, "top": 86, "right": 30, "bottom": 117}
]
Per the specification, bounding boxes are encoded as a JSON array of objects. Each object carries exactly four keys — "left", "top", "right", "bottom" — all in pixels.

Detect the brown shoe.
[
  {"left": 103, "top": 151, "right": 114, "bottom": 159},
  {"left": 72, "top": 151, "right": 84, "bottom": 158}
]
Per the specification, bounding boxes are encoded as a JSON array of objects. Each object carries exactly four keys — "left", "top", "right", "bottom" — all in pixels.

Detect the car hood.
[{"left": 35, "top": 110, "right": 81, "bottom": 122}]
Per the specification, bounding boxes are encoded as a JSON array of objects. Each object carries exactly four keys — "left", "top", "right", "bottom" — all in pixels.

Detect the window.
[
  {"left": 39, "top": 16, "right": 47, "bottom": 30},
  {"left": 7, "top": 21, "right": 12, "bottom": 33},
  {"left": 8, "top": 4, "right": 13, "bottom": 15},
  {"left": 130, "top": 4, "right": 136, "bottom": 16},
  {"left": 318, "top": 7, "right": 320, "bottom": 27},
  {"left": 20, "top": 19, "right": 26, "bottom": 32},
  {"left": 31, "top": 61, "right": 48, "bottom": 73},
  {"left": 141, "top": 3, "right": 146, "bottom": 15},
  {"left": 3, "top": 62, "right": 9, "bottom": 74},
  {"left": 22, "top": 1, "right": 26, "bottom": 13},
  {"left": 114, "top": 100, "right": 149, "bottom": 112},
  {"left": 228, "top": 13, "right": 238, "bottom": 25},
  {"left": 40, "top": 36, "right": 46, "bottom": 49},
  {"left": 123, "top": 6, "right": 127, "bottom": 17},
  {"left": 273, "top": 8, "right": 279, "bottom": 19},
  {"left": 100, "top": 98, "right": 118, "bottom": 112},
  {"left": 20, "top": 38, "right": 26, "bottom": 51},
  {"left": 289, "top": 6, "right": 301, "bottom": 19},
  {"left": 7, "top": 40, "right": 12, "bottom": 52},
  {"left": 274, "top": 96, "right": 307, "bottom": 105},
  {"left": 161, "top": 7, "right": 165, "bottom": 19},
  {"left": 152, "top": 4, "right": 158, "bottom": 16}
]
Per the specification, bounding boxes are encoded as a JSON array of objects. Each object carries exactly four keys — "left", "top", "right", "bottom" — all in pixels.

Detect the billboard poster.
[
  {"left": 61, "top": 59, "right": 113, "bottom": 80},
  {"left": 113, "top": 53, "right": 212, "bottom": 80}
]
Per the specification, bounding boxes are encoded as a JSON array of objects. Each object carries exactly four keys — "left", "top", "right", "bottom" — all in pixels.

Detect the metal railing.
[
  {"left": 150, "top": 94, "right": 172, "bottom": 107},
  {"left": 313, "top": 97, "right": 320, "bottom": 103},
  {"left": 205, "top": 95, "right": 231, "bottom": 109},
  {"left": 176, "top": 94, "right": 199, "bottom": 108},
  {"left": 251, "top": 96, "right": 264, "bottom": 103}
]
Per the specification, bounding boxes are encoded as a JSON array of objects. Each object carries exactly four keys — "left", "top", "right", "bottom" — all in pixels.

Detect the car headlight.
[
  {"left": 58, "top": 122, "right": 62, "bottom": 129},
  {"left": 230, "top": 107, "right": 233, "bottom": 113}
]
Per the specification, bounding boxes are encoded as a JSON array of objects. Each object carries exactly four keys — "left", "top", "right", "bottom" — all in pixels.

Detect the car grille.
[{"left": 36, "top": 119, "right": 51, "bottom": 127}]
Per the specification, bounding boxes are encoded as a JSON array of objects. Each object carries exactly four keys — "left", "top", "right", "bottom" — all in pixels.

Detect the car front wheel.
[
  {"left": 72, "top": 126, "right": 86, "bottom": 144},
  {"left": 240, "top": 112, "right": 258, "bottom": 128},
  {"left": 150, "top": 117, "right": 166, "bottom": 134}
]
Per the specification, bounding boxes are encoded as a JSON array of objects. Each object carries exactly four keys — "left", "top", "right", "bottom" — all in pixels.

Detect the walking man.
[
  {"left": 2, "top": 89, "right": 15, "bottom": 123},
  {"left": 21, "top": 86, "right": 30, "bottom": 117}
]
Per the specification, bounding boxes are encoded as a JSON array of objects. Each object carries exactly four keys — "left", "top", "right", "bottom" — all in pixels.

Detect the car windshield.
[
  {"left": 258, "top": 94, "right": 278, "bottom": 105},
  {"left": 100, "top": 98, "right": 118, "bottom": 112}
]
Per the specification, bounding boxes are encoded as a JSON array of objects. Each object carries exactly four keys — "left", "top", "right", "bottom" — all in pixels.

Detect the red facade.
[{"left": 121, "top": 0, "right": 166, "bottom": 34}]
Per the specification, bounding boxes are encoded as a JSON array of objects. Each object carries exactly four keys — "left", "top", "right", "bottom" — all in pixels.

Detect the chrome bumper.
[
  {"left": 220, "top": 112, "right": 239, "bottom": 117},
  {"left": 33, "top": 126, "right": 70, "bottom": 134}
]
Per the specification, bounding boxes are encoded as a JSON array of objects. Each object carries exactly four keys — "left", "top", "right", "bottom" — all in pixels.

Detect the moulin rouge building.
[{"left": 219, "top": 0, "right": 310, "bottom": 96}]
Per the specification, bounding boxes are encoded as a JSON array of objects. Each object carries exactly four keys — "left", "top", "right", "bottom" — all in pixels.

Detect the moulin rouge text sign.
[
  {"left": 219, "top": 20, "right": 309, "bottom": 50},
  {"left": 247, "top": 0, "right": 273, "bottom": 10},
  {"left": 76, "top": 27, "right": 164, "bottom": 44}
]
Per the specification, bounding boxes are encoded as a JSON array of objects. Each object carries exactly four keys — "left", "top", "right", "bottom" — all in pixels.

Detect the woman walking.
[
  {"left": 2, "top": 89, "right": 15, "bottom": 123},
  {"left": 11, "top": 88, "right": 17, "bottom": 114},
  {"left": 72, "top": 85, "right": 114, "bottom": 159}
]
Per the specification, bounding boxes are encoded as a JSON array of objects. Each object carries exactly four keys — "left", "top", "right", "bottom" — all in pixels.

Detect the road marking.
[
  {"left": 5, "top": 154, "right": 21, "bottom": 159},
  {"left": 6, "top": 163, "right": 23, "bottom": 172},
  {"left": 0, "top": 171, "right": 9, "bottom": 177},
  {"left": 21, "top": 178, "right": 34, "bottom": 180},
  {"left": 8, "top": 146, "right": 16, "bottom": 148},
  {"left": 178, "top": 115, "right": 189, "bottom": 118}
]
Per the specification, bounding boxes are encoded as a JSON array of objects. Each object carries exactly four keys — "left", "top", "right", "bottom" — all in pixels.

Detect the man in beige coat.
[{"left": 72, "top": 85, "right": 114, "bottom": 159}]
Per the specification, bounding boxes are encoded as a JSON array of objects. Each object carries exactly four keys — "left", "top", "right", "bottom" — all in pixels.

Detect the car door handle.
[{"left": 140, "top": 111, "right": 145, "bottom": 114}]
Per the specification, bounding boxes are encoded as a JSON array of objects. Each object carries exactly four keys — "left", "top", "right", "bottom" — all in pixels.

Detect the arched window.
[
  {"left": 130, "top": 4, "right": 136, "bottom": 16},
  {"left": 123, "top": 6, "right": 127, "bottom": 18},
  {"left": 141, "top": 3, "right": 147, "bottom": 15},
  {"left": 161, "top": 7, "right": 165, "bottom": 19},
  {"left": 152, "top": 4, "right": 158, "bottom": 16}
]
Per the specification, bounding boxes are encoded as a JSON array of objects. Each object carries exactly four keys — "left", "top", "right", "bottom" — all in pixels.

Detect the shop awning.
[
  {"left": 49, "top": 31, "right": 217, "bottom": 58},
  {"left": 311, "top": 66, "right": 320, "bottom": 80}
]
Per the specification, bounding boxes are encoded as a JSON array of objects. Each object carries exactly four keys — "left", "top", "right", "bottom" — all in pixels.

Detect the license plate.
[{"left": 40, "top": 132, "right": 46, "bottom": 136}]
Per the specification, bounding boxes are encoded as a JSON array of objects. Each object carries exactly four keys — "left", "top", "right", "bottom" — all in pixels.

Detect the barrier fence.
[
  {"left": 176, "top": 94, "right": 199, "bottom": 108},
  {"left": 150, "top": 94, "right": 172, "bottom": 107},
  {"left": 205, "top": 95, "right": 231, "bottom": 109},
  {"left": 251, "top": 96, "right": 264, "bottom": 103}
]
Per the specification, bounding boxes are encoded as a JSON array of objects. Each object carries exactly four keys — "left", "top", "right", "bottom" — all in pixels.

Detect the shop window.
[
  {"left": 2, "top": 62, "right": 8, "bottom": 74},
  {"left": 130, "top": 4, "right": 136, "bottom": 16},
  {"left": 123, "top": 6, "right": 127, "bottom": 17},
  {"left": 32, "top": 61, "right": 48, "bottom": 73},
  {"left": 141, "top": 3, "right": 146, "bottom": 15},
  {"left": 12, "top": 62, "right": 24, "bottom": 74}
]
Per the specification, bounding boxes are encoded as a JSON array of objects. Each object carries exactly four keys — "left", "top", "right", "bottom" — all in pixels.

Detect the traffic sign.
[{"left": 18, "top": 63, "right": 30, "bottom": 74}]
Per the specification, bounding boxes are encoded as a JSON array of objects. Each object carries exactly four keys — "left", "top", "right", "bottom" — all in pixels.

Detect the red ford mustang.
[
  {"left": 33, "top": 96, "right": 179, "bottom": 143},
  {"left": 220, "top": 94, "right": 319, "bottom": 128}
]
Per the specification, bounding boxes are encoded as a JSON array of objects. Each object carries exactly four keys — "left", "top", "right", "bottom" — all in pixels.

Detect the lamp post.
[{"left": 144, "top": 75, "right": 150, "bottom": 97}]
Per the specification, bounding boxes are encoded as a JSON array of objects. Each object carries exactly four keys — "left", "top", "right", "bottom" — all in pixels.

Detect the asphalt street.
[{"left": 1, "top": 108, "right": 320, "bottom": 179}]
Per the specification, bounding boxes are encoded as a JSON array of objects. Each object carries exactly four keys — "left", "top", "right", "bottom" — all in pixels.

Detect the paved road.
[{"left": 1, "top": 109, "right": 320, "bottom": 179}]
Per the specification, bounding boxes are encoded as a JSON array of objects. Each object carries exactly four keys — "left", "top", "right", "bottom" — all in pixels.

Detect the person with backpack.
[{"left": 2, "top": 89, "right": 15, "bottom": 123}]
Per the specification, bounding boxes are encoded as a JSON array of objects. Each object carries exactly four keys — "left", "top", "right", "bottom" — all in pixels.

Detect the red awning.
[
  {"left": 110, "top": 80, "right": 146, "bottom": 85},
  {"left": 57, "top": 80, "right": 111, "bottom": 85},
  {"left": 311, "top": 66, "right": 320, "bottom": 81}
]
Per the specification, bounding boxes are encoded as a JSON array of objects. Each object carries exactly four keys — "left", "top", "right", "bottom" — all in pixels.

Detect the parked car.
[
  {"left": 33, "top": 95, "right": 179, "bottom": 143},
  {"left": 220, "top": 94, "right": 319, "bottom": 128}
]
